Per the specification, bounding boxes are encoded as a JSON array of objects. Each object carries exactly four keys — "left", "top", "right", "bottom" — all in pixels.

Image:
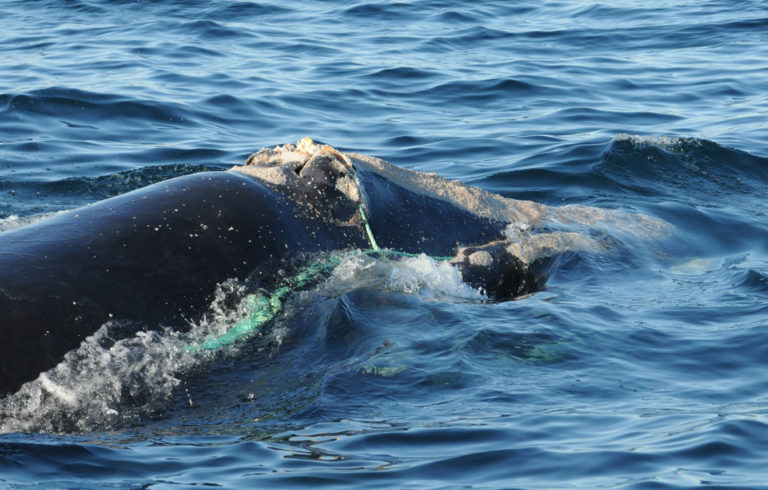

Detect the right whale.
[{"left": 0, "top": 138, "right": 670, "bottom": 396}]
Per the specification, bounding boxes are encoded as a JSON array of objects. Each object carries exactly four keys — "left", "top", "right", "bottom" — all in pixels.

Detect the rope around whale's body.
[{"left": 188, "top": 205, "right": 453, "bottom": 353}]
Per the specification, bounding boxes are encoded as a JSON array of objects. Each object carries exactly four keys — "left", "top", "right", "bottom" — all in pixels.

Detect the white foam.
[
  {"left": 0, "top": 325, "right": 191, "bottom": 433},
  {"left": 0, "top": 244, "right": 498, "bottom": 433},
  {"left": 0, "top": 212, "right": 62, "bottom": 232},
  {"left": 323, "top": 251, "right": 483, "bottom": 301},
  {"left": 0, "top": 278, "right": 275, "bottom": 434},
  {"left": 614, "top": 133, "right": 703, "bottom": 153}
]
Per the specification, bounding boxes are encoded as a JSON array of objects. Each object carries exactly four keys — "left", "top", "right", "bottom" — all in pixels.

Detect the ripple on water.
[{"left": 2, "top": 0, "right": 768, "bottom": 487}]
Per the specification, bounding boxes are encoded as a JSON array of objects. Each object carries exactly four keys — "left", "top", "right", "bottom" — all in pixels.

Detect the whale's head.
[{"left": 234, "top": 138, "right": 368, "bottom": 231}]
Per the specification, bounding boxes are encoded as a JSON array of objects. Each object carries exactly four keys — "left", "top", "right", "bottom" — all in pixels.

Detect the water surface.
[{"left": 2, "top": 1, "right": 768, "bottom": 488}]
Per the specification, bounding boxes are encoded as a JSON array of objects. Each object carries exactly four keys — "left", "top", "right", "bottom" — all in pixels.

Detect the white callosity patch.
[
  {"left": 333, "top": 171, "right": 361, "bottom": 205},
  {"left": 234, "top": 138, "right": 356, "bottom": 197},
  {"left": 232, "top": 138, "right": 367, "bottom": 228},
  {"left": 233, "top": 137, "right": 333, "bottom": 186},
  {"left": 468, "top": 250, "right": 493, "bottom": 267}
]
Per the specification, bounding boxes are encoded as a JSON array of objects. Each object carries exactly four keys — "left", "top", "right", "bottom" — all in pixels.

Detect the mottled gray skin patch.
[
  {"left": 234, "top": 139, "right": 673, "bottom": 265},
  {"left": 232, "top": 139, "right": 674, "bottom": 298}
]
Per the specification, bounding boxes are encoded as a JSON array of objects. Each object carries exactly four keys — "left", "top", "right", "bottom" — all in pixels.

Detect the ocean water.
[{"left": 2, "top": 0, "right": 768, "bottom": 488}]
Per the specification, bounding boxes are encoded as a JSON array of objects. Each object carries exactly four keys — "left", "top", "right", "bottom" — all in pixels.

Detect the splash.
[
  {"left": 0, "top": 251, "right": 484, "bottom": 433},
  {"left": 612, "top": 134, "right": 705, "bottom": 153},
  {"left": 323, "top": 251, "right": 483, "bottom": 300},
  {"left": 0, "top": 212, "right": 61, "bottom": 232},
  {"left": 0, "top": 326, "right": 191, "bottom": 433},
  {"left": 0, "top": 279, "right": 267, "bottom": 433}
]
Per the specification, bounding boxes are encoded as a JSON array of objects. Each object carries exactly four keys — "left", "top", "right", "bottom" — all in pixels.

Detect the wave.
[
  {"left": 479, "top": 135, "right": 768, "bottom": 210},
  {"left": 474, "top": 135, "right": 768, "bottom": 260},
  {"left": 738, "top": 268, "right": 768, "bottom": 294},
  {"left": 363, "top": 66, "right": 441, "bottom": 82},
  {"left": 598, "top": 135, "right": 768, "bottom": 198},
  {"left": 340, "top": 2, "right": 420, "bottom": 21},
  {"left": 0, "top": 251, "right": 485, "bottom": 433},
  {"left": 0, "top": 163, "right": 225, "bottom": 218},
  {"left": 0, "top": 86, "right": 282, "bottom": 147},
  {"left": 597, "top": 136, "right": 768, "bottom": 245},
  {"left": 3, "top": 414, "right": 765, "bottom": 486},
  {"left": 365, "top": 76, "right": 546, "bottom": 111},
  {"left": 0, "top": 87, "right": 194, "bottom": 127}
]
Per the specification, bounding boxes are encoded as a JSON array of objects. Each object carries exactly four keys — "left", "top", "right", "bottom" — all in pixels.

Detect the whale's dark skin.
[
  {"left": 0, "top": 171, "right": 366, "bottom": 396},
  {"left": 355, "top": 169, "right": 503, "bottom": 256},
  {"left": 0, "top": 142, "right": 535, "bottom": 397}
]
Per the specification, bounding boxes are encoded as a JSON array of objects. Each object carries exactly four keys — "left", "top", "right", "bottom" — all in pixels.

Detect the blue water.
[{"left": 2, "top": 0, "right": 768, "bottom": 488}]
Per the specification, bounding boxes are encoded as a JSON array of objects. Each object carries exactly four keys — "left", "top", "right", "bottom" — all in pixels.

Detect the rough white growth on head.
[
  {"left": 230, "top": 138, "right": 362, "bottom": 206},
  {"left": 296, "top": 136, "right": 320, "bottom": 154},
  {"left": 335, "top": 175, "right": 360, "bottom": 203},
  {"left": 468, "top": 250, "right": 493, "bottom": 267}
]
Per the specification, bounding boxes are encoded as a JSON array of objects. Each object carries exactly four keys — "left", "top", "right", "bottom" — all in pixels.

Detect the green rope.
[
  {"left": 187, "top": 204, "right": 453, "bottom": 353},
  {"left": 188, "top": 256, "right": 341, "bottom": 353},
  {"left": 358, "top": 204, "right": 379, "bottom": 251}
]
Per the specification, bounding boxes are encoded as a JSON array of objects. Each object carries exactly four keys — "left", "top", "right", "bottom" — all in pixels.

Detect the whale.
[{"left": 0, "top": 138, "right": 666, "bottom": 397}]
